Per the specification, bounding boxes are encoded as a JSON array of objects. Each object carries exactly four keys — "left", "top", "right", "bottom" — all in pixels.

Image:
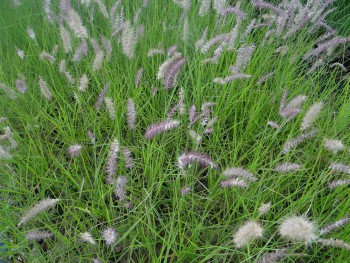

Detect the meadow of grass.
[{"left": 1, "top": 0, "right": 350, "bottom": 262}]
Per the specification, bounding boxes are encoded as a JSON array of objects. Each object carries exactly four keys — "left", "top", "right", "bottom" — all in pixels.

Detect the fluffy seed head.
[
  {"left": 18, "top": 198, "right": 60, "bottom": 226},
  {"left": 68, "top": 144, "right": 83, "bottom": 157},
  {"left": 279, "top": 216, "right": 316, "bottom": 243},
  {"left": 233, "top": 221, "right": 264, "bottom": 248},
  {"left": 80, "top": 232, "right": 96, "bottom": 245},
  {"left": 102, "top": 227, "right": 117, "bottom": 245},
  {"left": 324, "top": 138, "right": 344, "bottom": 154}
]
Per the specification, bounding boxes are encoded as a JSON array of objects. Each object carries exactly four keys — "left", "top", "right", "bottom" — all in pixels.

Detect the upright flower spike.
[
  {"left": 78, "top": 74, "right": 89, "bottom": 92},
  {"left": 233, "top": 221, "right": 264, "bottom": 248},
  {"left": 18, "top": 198, "right": 60, "bottom": 227},
  {"left": 163, "top": 57, "right": 187, "bottom": 89},
  {"left": 106, "top": 139, "right": 120, "bottom": 185},
  {"left": 104, "top": 97, "right": 115, "bottom": 120},
  {"left": 127, "top": 99, "right": 136, "bottom": 130},
  {"left": 64, "top": 8, "right": 88, "bottom": 39},
  {"left": 122, "top": 148, "right": 134, "bottom": 169},
  {"left": 279, "top": 216, "right": 317, "bottom": 243},
  {"left": 114, "top": 176, "right": 128, "bottom": 201},
  {"left": 121, "top": 20, "right": 136, "bottom": 58},
  {"left": 301, "top": 102, "right": 323, "bottom": 130},
  {"left": 157, "top": 53, "right": 182, "bottom": 81},
  {"left": 38, "top": 77, "right": 53, "bottom": 100},
  {"left": 59, "top": 24, "right": 72, "bottom": 53}
]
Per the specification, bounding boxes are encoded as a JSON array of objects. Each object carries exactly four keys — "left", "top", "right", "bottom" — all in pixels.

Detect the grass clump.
[{"left": 1, "top": 0, "right": 350, "bottom": 262}]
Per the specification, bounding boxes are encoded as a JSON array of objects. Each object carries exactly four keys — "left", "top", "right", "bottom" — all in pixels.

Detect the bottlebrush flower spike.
[
  {"left": 258, "top": 202, "right": 271, "bottom": 215},
  {"left": 26, "top": 27, "right": 36, "bottom": 40},
  {"left": 267, "top": 121, "right": 280, "bottom": 129},
  {"left": 280, "top": 93, "right": 307, "bottom": 120},
  {"left": 279, "top": 215, "right": 317, "bottom": 243},
  {"left": 329, "top": 179, "right": 350, "bottom": 189},
  {"left": 92, "top": 51, "right": 104, "bottom": 71},
  {"left": 330, "top": 63, "right": 347, "bottom": 72},
  {"left": 202, "top": 34, "right": 230, "bottom": 54},
  {"left": 38, "top": 77, "right": 53, "bottom": 100},
  {"left": 233, "top": 221, "right": 264, "bottom": 248},
  {"left": 135, "top": 67, "right": 143, "bottom": 87},
  {"left": 318, "top": 238, "right": 350, "bottom": 251},
  {"left": 65, "top": 8, "right": 88, "bottom": 39},
  {"left": 199, "top": 0, "right": 210, "bottom": 16},
  {"left": 80, "top": 232, "right": 97, "bottom": 245},
  {"left": 189, "top": 105, "right": 199, "bottom": 125},
  {"left": 122, "top": 148, "right": 134, "bottom": 169},
  {"left": 106, "top": 139, "right": 119, "bottom": 185},
  {"left": 213, "top": 74, "right": 252, "bottom": 85},
  {"left": 230, "top": 45, "right": 255, "bottom": 74},
  {"left": 320, "top": 217, "right": 350, "bottom": 235},
  {"left": 329, "top": 162, "right": 350, "bottom": 174},
  {"left": 15, "top": 79, "right": 27, "bottom": 93},
  {"left": 157, "top": 52, "right": 182, "bottom": 81},
  {"left": 257, "top": 71, "right": 275, "bottom": 85},
  {"left": 73, "top": 39, "right": 88, "bottom": 61},
  {"left": 0, "top": 83, "right": 17, "bottom": 99},
  {"left": 101, "top": 36, "right": 112, "bottom": 59},
  {"left": 181, "top": 186, "right": 191, "bottom": 196},
  {"left": 147, "top": 48, "right": 165, "bottom": 57},
  {"left": 59, "top": 24, "right": 72, "bottom": 53},
  {"left": 220, "top": 178, "right": 248, "bottom": 188},
  {"left": 121, "top": 20, "right": 136, "bottom": 58},
  {"left": 323, "top": 138, "right": 344, "bottom": 154},
  {"left": 282, "top": 129, "right": 317, "bottom": 154},
  {"left": 0, "top": 145, "right": 12, "bottom": 159},
  {"left": 168, "top": 45, "right": 178, "bottom": 56},
  {"left": 68, "top": 144, "right": 83, "bottom": 157},
  {"left": 104, "top": 97, "right": 115, "bottom": 120},
  {"left": 127, "top": 99, "right": 136, "bottom": 130},
  {"left": 301, "top": 102, "right": 323, "bottom": 130},
  {"left": 163, "top": 57, "right": 186, "bottom": 89},
  {"left": 222, "top": 6, "right": 246, "bottom": 19},
  {"left": 102, "top": 227, "right": 117, "bottom": 245},
  {"left": 16, "top": 48, "right": 25, "bottom": 60},
  {"left": 40, "top": 51, "right": 55, "bottom": 63},
  {"left": 223, "top": 167, "right": 258, "bottom": 182},
  {"left": 24, "top": 230, "right": 54, "bottom": 241},
  {"left": 145, "top": 119, "right": 180, "bottom": 140},
  {"left": 178, "top": 151, "right": 218, "bottom": 170},
  {"left": 189, "top": 130, "right": 202, "bottom": 145},
  {"left": 275, "top": 163, "right": 301, "bottom": 173},
  {"left": 303, "top": 37, "right": 350, "bottom": 60},
  {"left": 257, "top": 249, "right": 289, "bottom": 263},
  {"left": 115, "top": 176, "right": 128, "bottom": 201},
  {"left": 213, "top": 0, "right": 227, "bottom": 14},
  {"left": 78, "top": 74, "right": 88, "bottom": 92},
  {"left": 18, "top": 198, "right": 60, "bottom": 226},
  {"left": 95, "top": 83, "right": 110, "bottom": 110}
]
